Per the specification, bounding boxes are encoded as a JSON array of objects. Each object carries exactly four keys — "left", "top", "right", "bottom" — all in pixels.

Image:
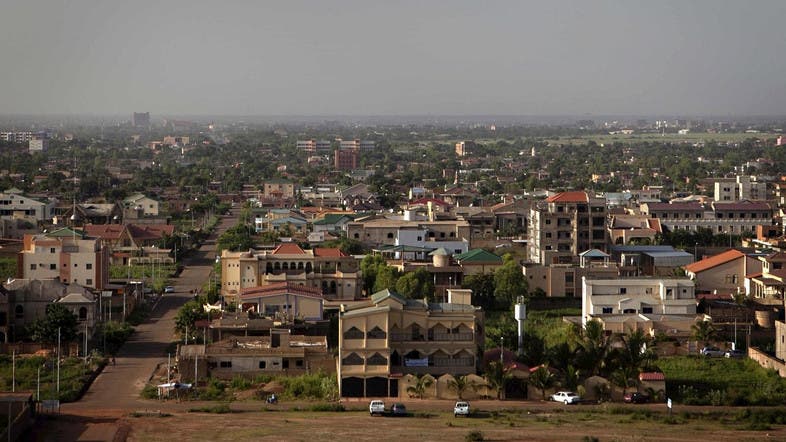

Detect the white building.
[
  {"left": 581, "top": 277, "right": 697, "bottom": 335},
  {"left": 0, "top": 189, "right": 55, "bottom": 223}
]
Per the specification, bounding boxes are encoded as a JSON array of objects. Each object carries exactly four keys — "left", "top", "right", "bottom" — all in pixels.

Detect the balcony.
[{"left": 389, "top": 332, "right": 474, "bottom": 343}]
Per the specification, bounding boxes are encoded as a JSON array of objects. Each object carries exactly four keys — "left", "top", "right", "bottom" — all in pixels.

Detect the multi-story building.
[
  {"left": 132, "top": 112, "right": 150, "bottom": 127},
  {"left": 0, "top": 132, "right": 35, "bottom": 143},
  {"left": 713, "top": 175, "right": 768, "bottom": 202},
  {"left": 684, "top": 249, "right": 761, "bottom": 298},
  {"left": 298, "top": 139, "right": 333, "bottom": 155},
  {"left": 528, "top": 191, "right": 608, "bottom": 265},
  {"left": 334, "top": 147, "right": 359, "bottom": 171},
  {"left": 338, "top": 288, "right": 483, "bottom": 398},
  {"left": 263, "top": 180, "right": 295, "bottom": 200},
  {"left": 581, "top": 276, "right": 698, "bottom": 336},
  {"left": 346, "top": 213, "right": 470, "bottom": 254},
  {"left": 746, "top": 252, "right": 786, "bottom": 303},
  {"left": 28, "top": 138, "right": 48, "bottom": 153},
  {"left": 123, "top": 193, "right": 160, "bottom": 217},
  {"left": 220, "top": 243, "right": 361, "bottom": 304},
  {"left": 640, "top": 200, "right": 773, "bottom": 236},
  {"left": 0, "top": 190, "right": 55, "bottom": 223},
  {"left": 455, "top": 141, "right": 474, "bottom": 157},
  {"left": 523, "top": 249, "right": 618, "bottom": 297},
  {"left": 18, "top": 228, "right": 110, "bottom": 291}
]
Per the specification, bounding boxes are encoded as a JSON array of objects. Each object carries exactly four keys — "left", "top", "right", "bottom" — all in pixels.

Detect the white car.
[
  {"left": 454, "top": 401, "right": 470, "bottom": 417},
  {"left": 369, "top": 400, "right": 385, "bottom": 416},
  {"left": 164, "top": 286, "right": 175, "bottom": 293},
  {"left": 551, "top": 391, "right": 581, "bottom": 404}
]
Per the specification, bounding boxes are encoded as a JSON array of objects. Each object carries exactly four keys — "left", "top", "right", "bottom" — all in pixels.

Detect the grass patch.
[
  {"left": 307, "top": 403, "right": 345, "bottom": 412},
  {"left": 188, "top": 404, "right": 233, "bottom": 414},
  {"left": 129, "top": 410, "right": 172, "bottom": 418}
]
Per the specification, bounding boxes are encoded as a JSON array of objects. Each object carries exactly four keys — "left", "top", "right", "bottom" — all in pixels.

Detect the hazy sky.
[{"left": 2, "top": 1, "right": 786, "bottom": 116}]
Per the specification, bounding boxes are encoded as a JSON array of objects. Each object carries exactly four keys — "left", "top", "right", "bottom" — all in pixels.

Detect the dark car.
[
  {"left": 390, "top": 403, "right": 407, "bottom": 416},
  {"left": 725, "top": 349, "right": 746, "bottom": 359},
  {"left": 623, "top": 392, "right": 650, "bottom": 404}
]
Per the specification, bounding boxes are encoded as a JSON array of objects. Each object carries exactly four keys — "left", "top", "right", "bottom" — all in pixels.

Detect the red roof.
[
  {"left": 313, "top": 248, "right": 347, "bottom": 257},
  {"left": 271, "top": 243, "right": 306, "bottom": 255},
  {"left": 126, "top": 224, "right": 175, "bottom": 241},
  {"left": 83, "top": 224, "right": 125, "bottom": 240},
  {"left": 644, "top": 202, "right": 703, "bottom": 211},
  {"left": 712, "top": 201, "right": 771, "bottom": 211},
  {"left": 545, "top": 191, "right": 588, "bottom": 203},
  {"left": 240, "top": 282, "right": 323, "bottom": 299},
  {"left": 684, "top": 250, "right": 745, "bottom": 274},
  {"left": 639, "top": 372, "right": 665, "bottom": 381}
]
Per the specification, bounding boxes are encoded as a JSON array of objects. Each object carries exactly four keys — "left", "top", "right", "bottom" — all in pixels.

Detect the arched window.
[
  {"left": 282, "top": 262, "right": 289, "bottom": 270},
  {"left": 342, "top": 353, "right": 364, "bottom": 365}
]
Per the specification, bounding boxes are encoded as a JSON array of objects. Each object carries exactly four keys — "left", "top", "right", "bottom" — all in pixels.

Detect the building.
[
  {"left": 2, "top": 278, "right": 96, "bottom": 342},
  {"left": 220, "top": 243, "right": 361, "bottom": 304},
  {"left": 346, "top": 214, "right": 470, "bottom": 253},
  {"left": 523, "top": 249, "right": 618, "bottom": 297},
  {"left": 132, "top": 112, "right": 150, "bottom": 127},
  {"left": 746, "top": 252, "right": 786, "bottom": 303},
  {"left": 455, "top": 141, "right": 474, "bottom": 157},
  {"left": 334, "top": 148, "right": 359, "bottom": 171},
  {"left": 178, "top": 330, "right": 332, "bottom": 382},
  {"left": 0, "top": 189, "right": 55, "bottom": 223},
  {"left": 239, "top": 282, "right": 324, "bottom": 321},
  {"left": 608, "top": 214, "right": 662, "bottom": 245},
  {"left": 0, "top": 132, "right": 35, "bottom": 143},
  {"left": 338, "top": 288, "right": 483, "bottom": 398},
  {"left": 640, "top": 200, "right": 773, "bottom": 236},
  {"left": 610, "top": 245, "right": 694, "bottom": 277},
  {"left": 713, "top": 175, "right": 768, "bottom": 202},
  {"left": 581, "top": 276, "right": 698, "bottom": 336},
  {"left": 528, "top": 191, "right": 608, "bottom": 265},
  {"left": 263, "top": 180, "right": 295, "bottom": 200},
  {"left": 28, "top": 138, "right": 48, "bottom": 153},
  {"left": 123, "top": 193, "right": 160, "bottom": 218},
  {"left": 18, "top": 228, "right": 110, "bottom": 290},
  {"left": 684, "top": 250, "right": 761, "bottom": 298}
]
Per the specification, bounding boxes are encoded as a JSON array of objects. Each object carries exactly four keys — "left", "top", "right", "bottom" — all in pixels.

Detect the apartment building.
[
  {"left": 263, "top": 180, "right": 295, "bottom": 200},
  {"left": 334, "top": 148, "right": 359, "bottom": 171},
  {"left": 528, "top": 191, "right": 608, "bottom": 265},
  {"left": 338, "top": 288, "right": 483, "bottom": 398},
  {"left": 581, "top": 276, "right": 697, "bottom": 336},
  {"left": 297, "top": 139, "right": 332, "bottom": 154},
  {"left": 713, "top": 175, "right": 768, "bottom": 202},
  {"left": 220, "top": 243, "right": 361, "bottom": 304},
  {"left": 746, "top": 252, "right": 786, "bottom": 303},
  {"left": 640, "top": 200, "right": 773, "bottom": 235},
  {"left": 18, "top": 228, "right": 110, "bottom": 291},
  {"left": 0, "top": 132, "right": 35, "bottom": 143},
  {"left": 684, "top": 249, "right": 761, "bottom": 297},
  {"left": 523, "top": 249, "right": 618, "bottom": 297}
]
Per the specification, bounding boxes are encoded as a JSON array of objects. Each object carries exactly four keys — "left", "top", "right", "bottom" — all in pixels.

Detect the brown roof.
[
  {"left": 545, "top": 191, "right": 588, "bottom": 203},
  {"left": 684, "top": 250, "right": 745, "bottom": 274},
  {"left": 126, "top": 224, "right": 175, "bottom": 241},
  {"left": 271, "top": 243, "right": 306, "bottom": 255},
  {"left": 644, "top": 202, "right": 703, "bottom": 211},
  {"left": 83, "top": 224, "right": 125, "bottom": 240},
  {"left": 313, "top": 247, "right": 347, "bottom": 257},
  {"left": 639, "top": 372, "right": 665, "bottom": 381},
  {"left": 712, "top": 201, "right": 771, "bottom": 211}
]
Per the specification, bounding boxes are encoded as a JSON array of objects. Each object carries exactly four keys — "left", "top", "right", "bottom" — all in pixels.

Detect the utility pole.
[
  {"left": 57, "top": 327, "right": 61, "bottom": 395},
  {"left": 167, "top": 353, "right": 171, "bottom": 384},
  {"left": 84, "top": 322, "right": 88, "bottom": 364},
  {"left": 37, "top": 366, "right": 40, "bottom": 401},
  {"left": 12, "top": 350, "right": 15, "bottom": 392}
]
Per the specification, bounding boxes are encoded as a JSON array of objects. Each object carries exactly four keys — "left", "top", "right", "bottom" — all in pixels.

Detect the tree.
[
  {"left": 217, "top": 223, "right": 255, "bottom": 252},
  {"left": 529, "top": 364, "right": 555, "bottom": 401},
  {"left": 691, "top": 319, "right": 717, "bottom": 346},
  {"left": 406, "top": 374, "right": 434, "bottom": 399},
  {"left": 360, "top": 254, "right": 387, "bottom": 295},
  {"left": 575, "top": 320, "right": 610, "bottom": 377},
  {"left": 462, "top": 273, "right": 496, "bottom": 310},
  {"left": 100, "top": 321, "right": 133, "bottom": 356},
  {"left": 447, "top": 375, "right": 478, "bottom": 400},
  {"left": 29, "top": 304, "right": 78, "bottom": 345},
  {"left": 373, "top": 265, "right": 399, "bottom": 293},
  {"left": 610, "top": 365, "right": 638, "bottom": 397},
  {"left": 484, "top": 361, "right": 512, "bottom": 399},
  {"left": 395, "top": 267, "right": 435, "bottom": 300},
  {"left": 493, "top": 254, "right": 528, "bottom": 309},
  {"left": 614, "top": 329, "right": 655, "bottom": 373},
  {"left": 174, "top": 299, "right": 208, "bottom": 335}
]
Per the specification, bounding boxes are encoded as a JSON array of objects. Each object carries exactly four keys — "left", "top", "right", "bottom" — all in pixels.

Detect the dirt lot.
[{"left": 120, "top": 401, "right": 786, "bottom": 442}]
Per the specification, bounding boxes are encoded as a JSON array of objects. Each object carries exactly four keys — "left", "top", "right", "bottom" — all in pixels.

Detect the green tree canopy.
[
  {"left": 493, "top": 254, "right": 528, "bottom": 309},
  {"left": 395, "top": 267, "right": 435, "bottom": 300},
  {"left": 29, "top": 303, "right": 78, "bottom": 344}
]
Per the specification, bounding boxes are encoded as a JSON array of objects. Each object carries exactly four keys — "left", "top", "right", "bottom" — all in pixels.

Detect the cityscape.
[{"left": 2, "top": 1, "right": 786, "bottom": 441}]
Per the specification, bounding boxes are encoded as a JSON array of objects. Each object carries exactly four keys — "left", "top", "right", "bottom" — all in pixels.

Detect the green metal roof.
[
  {"left": 46, "top": 227, "right": 85, "bottom": 238},
  {"left": 370, "top": 289, "right": 407, "bottom": 305},
  {"left": 454, "top": 249, "right": 502, "bottom": 263}
]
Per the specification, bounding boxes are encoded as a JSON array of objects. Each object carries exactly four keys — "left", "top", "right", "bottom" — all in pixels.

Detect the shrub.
[
  {"left": 141, "top": 384, "right": 159, "bottom": 399},
  {"left": 465, "top": 430, "right": 484, "bottom": 442},
  {"left": 230, "top": 376, "right": 253, "bottom": 390},
  {"left": 189, "top": 404, "right": 232, "bottom": 414},
  {"left": 308, "top": 403, "right": 345, "bottom": 412}
]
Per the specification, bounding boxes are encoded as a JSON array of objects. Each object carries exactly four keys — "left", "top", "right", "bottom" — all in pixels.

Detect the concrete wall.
[{"left": 749, "top": 346, "right": 786, "bottom": 377}]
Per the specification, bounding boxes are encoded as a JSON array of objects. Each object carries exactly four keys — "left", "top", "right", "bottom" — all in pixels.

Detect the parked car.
[
  {"left": 454, "top": 401, "right": 470, "bottom": 417},
  {"left": 390, "top": 403, "right": 407, "bottom": 416},
  {"left": 369, "top": 400, "right": 385, "bottom": 416},
  {"left": 164, "top": 286, "right": 175, "bottom": 293},
  {"left": 700, "top": 346, "right": 725, "bottom": 357},
  {"left": 623, "top": 392, "right": 650, "bottom": 404},
  {"left": 725, "top": 349, "right": 746, "bottom": 359},
  {"left": 551, "top": 391, "right": 581, "bottom": 404}
]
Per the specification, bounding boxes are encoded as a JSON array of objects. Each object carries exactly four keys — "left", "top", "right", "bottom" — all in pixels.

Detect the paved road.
[{"left": 64, "top": 212, "right": 237, "bottom": 413}]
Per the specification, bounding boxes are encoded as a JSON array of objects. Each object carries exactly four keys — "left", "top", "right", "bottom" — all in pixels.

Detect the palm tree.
[
  {"left": 610, "top": 365, "right": 638, "bottom": 397},
  {"left": 576, "top": 320, "right": 610, "bottom": 377},
  {"left": 406, "top": 374, "right": 434, "bottom": 399},
  {"left": 529, "top": 364, "right": 555, "bottom": 401},
  {"left": 484, "top": 361, "right": 511, "bottom": 400},
  {"left": 691, "top": 319, "right": 717, "bottom": 346},
  {"left": 447, "top": 375, "right": 478, "bottom": 400},
  {"left": 616, "top": 329, "right": 655, "bottom": 372}
]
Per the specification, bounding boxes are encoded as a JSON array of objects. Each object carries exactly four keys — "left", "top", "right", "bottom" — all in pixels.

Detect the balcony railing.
[{"left": 389, "top": 332, "right": 474, "bottom": 342}]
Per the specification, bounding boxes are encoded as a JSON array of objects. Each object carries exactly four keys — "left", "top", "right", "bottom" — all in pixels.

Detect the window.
[
  {"left": 367, "top": 353, "right": 388, "bottom": 366},
  {"left": 50, "top": 248, "right": 56, "bottom": 253},
  {"left": 219, "top": 361, "right": 232, "bottom": 368},
  {"left": 49, "top": 264, "right": 56, "bottom": 270},
  {"left": 86, "top": 279, "right": 92, "bottom": 285},
  {"left": 366, "top": 326, "right": 387, "bottom": 339},
  {"left": 30, "top": 264, "right": 36, "bottom": 270},
  {"left": 642, "top": 307, "right": 653, "bottom": 314},
  {"left": 387, "top": 233, "right": 394, "bottom": 239},
  {"left": 79, "top": 307, "right": 87, "bottom": 320},
  {"left": 282, "top": 360, "right": 289, "bottom": 369},
  {"left": 74, "top": 263, "right": 78, "bottom": 267},
  {"left": 619, "top": 288, "right": 627, "bottom": 294},
  {"left": 602, "top": 307, "right": 613, "bottom": 314},
  {"left": 343, "top": 327, "right": 364, "bottom": 340},
  {"left": 86, "top": 263, "right": 92, "bottom": 270},
  {"left": 295, "top": 359, "right": 304, "bottom": 368},
  {"left": 623, "top": 308, "right": 636, "bottom": 314},
  {"left": 15, "top": 305, "right": 23, "bottom": 319},
  {"left": 342, "top": 353, "right": 364, "bottom": 365}
]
